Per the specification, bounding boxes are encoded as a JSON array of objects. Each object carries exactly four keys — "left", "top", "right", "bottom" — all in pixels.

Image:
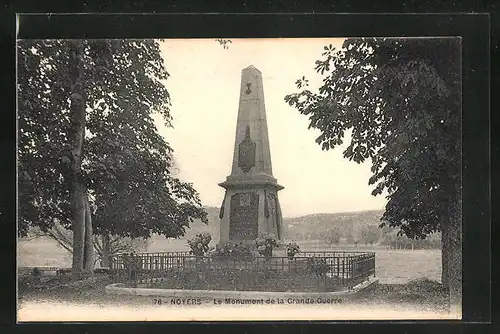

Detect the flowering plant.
[
  {"left": 213, "top": 242, "right": 253, "bottom": 258},
  {"left": 286, "top": 242, "right": 300, "bottom": 259},
  {"left": 187, "top": 233, "right": 212, "bottom": 256},
  {"left": 255, "top": 233, "right": 279, "bottom": 258}
]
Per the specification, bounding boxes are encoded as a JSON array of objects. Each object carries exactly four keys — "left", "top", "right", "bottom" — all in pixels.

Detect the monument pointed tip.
[{"left": 243, "top": 65, "right": 261, "bottom": 73}]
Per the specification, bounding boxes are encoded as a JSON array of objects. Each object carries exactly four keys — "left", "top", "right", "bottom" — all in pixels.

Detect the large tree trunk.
[
  {"left": 70, "top": 184, "right": 86, "bottom": 274},
  {"left": 441, "top": 197, "right": 462, "bottom": 315},
  {"left": 69, "top": 39, "right": 87, "bottom": 276},
  {"left": 448, "top": 199, "right": 462, "bottom": 315},
  {"left": 441, "top": 222, "right": 450, "bottom": 287},
  {"left": 83, "top": 196, "right": 94, "bottom": 273}
]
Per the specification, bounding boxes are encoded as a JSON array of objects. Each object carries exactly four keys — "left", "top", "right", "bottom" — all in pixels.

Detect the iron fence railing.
[
  {"left": 110, "top": 251, "right": 375, "bottom": 292},
  {"left": 111, "top": 251, "right": 191, "bottom": 271}
]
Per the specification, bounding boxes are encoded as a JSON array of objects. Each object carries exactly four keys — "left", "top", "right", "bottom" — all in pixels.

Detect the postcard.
[{"left": 17, "top": 37, "right": 462, "bottom": 321}]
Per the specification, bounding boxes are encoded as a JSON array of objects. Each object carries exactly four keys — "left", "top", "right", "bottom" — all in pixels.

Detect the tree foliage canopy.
[
  {"left": 285, "top": 38, "right": 461, "bottom": 239},
  {"left": 18, "top": 39, "right": 208, "bottom": 239}
]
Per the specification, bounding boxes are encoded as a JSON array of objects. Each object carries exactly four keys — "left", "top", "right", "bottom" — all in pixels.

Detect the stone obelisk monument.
[{"left": 217, "top": 65, "right": 284, "bottom": 246}]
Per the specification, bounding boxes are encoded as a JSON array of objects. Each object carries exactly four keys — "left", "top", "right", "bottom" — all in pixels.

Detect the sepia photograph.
[{"left": 17, "top": 36, "right": 462, "bottom": 321}]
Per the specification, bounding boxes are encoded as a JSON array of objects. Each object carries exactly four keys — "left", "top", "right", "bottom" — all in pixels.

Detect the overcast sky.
[{"left": 155, "top": 38, "right": 387, "bottom": 217}]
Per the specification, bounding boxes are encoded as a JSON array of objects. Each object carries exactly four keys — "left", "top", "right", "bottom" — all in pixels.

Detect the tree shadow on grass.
[{"left": 349, "top": 278, "right": 449, "bottom": 312}]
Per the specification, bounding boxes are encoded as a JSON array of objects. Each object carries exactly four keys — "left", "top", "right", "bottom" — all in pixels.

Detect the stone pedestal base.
[{"left": 218, "top": 186, "right": 283, "bottom": 246}]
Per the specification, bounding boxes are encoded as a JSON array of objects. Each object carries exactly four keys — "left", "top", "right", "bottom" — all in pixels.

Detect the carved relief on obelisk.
[
  {"left": 238, "top": 126, "right": 256, "bottom": 174},
  {"left": 218, "top": 65, "right": 284, "bottom": 245}
]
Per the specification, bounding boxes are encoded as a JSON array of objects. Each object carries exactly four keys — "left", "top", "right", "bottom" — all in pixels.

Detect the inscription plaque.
[
  {"left": 239, "top": 193, "right": 251, "bottom": 206},
  {"left": 229, "top": 192, "right": 259, "bottom": 239}
]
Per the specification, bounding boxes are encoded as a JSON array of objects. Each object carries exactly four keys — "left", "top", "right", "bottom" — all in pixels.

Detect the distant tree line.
[
  {"left": 287, "top": 222, "right": 441, "bottom": 249},
  {"left": 380, "top": 228, "right": 441, "bottom": 250}
]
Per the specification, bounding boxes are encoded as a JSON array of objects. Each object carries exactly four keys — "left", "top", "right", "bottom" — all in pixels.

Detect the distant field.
[
  {"left": 18, "top": 237, "right": 73, "bottom": 268},
  {"left": 295, "top": 240, "right": 441, "bottom": 284},
  {"left": 18, "top": 237, "right": 441, "bottom": 284}
]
